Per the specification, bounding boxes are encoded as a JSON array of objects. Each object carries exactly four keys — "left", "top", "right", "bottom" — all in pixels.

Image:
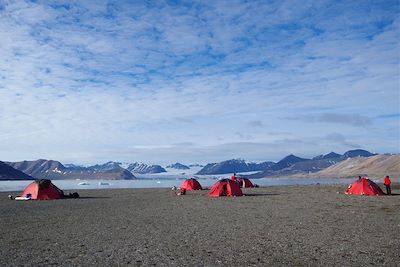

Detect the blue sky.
[{"left": 0, "top": 0, "right": 399, "bottom": 165}]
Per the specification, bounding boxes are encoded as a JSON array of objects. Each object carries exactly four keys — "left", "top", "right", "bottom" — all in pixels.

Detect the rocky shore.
[{"left": 0, "top": 184, "right": 398, "bottom": 266}]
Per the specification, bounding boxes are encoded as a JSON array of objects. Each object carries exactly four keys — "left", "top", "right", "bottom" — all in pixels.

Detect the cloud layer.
[{"left": 0, "top": 1, "right": 399, "bottom": 164}]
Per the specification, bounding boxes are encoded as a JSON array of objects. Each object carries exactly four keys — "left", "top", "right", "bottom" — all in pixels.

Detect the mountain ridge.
[
  {"left": 196, "top": 159, "right": 275, "bottom": 175},
  {"left": 166, "top": 163, "right": 190, "bottom": 170},
  {"left": 126, "top": 162, "right": 167, "bottom": 174},
  {"left": 1, "top": 149, "right": 389, "bottom": 180},
  {"left": 0, "top": 161, "right": 35, "bottom": 180},
  {"left": 301, "top": 154, "right": 400, "bottom": 178},
  {"left": 197, "top": 149, "right": 377, "bottom": 176},
  {"left": 6, "top": 159, "right": 136, "bottom": 180}
]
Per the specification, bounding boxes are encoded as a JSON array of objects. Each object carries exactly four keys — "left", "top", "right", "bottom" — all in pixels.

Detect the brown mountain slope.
[{"left": 311, "top": 154, "right": 400, "bottom": 178}]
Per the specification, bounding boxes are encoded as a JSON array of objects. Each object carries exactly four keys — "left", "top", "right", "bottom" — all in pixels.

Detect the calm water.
[{"left": 0, "top": 177, "right": 358, "bottom": 193}]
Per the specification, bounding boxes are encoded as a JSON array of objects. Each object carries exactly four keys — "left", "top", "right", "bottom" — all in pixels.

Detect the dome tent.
[
  {"left": 237, "top": 178, "right": 254, "bottom": 188},
  {"left": 345, "top": 177, "right": 384, "bottom": 196},
  {"left": 208, "top": 179, "right": 243, "bottom": 197},
  {"left": 180, "top": 178, "right": 202, "bottom": 190},
  {"left": 21, "top": 179, "right": 64, "bottom": 200}
]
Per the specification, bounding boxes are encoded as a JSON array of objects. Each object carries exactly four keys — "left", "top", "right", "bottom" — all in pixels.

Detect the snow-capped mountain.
[
  {"left": 165, "top": 163, "right": 190, "bottom": 170},
  {"left": 196, "top": 159, "right": 275, "bottom": 175},
  {"left": 188, "top": 164, "right": 204, "bottom": 168},
  {"left": 313, "top": 152, "right": 341, "bottom": 160},
  {"left": 84, "top": 161, "right": 167, "bottom": 174},
  {"left": 6, "top": 159, "right": 136, "bottom": 180},
  {"left": 126, "top": 162, "right": 166, "bottom": 174},
  {"left": 250, "top": 150, "right": 377, "bottom": 178},
  {"left": 197, "top": 149, "right": 378, "bottom": 177},
  {"left": 86, "top": 161, "right": 123, "bottom": 171}
]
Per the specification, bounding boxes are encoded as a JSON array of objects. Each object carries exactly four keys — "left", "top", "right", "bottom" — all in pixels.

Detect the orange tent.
[
  {"left": 21, "top": 179, "right": 64, "bottom": 200},
  {"left": 208, "top": 179, "right": 243, "bottom": 197},
  {"left": 180, "top": 178, "right": 202, "bottom": 190},
  {"left": 345, "top": 177, "right": 384, "bottom": 196}
]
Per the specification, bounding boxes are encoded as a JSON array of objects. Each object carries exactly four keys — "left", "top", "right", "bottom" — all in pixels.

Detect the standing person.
[
  {"left": 384, "top": 175, "right": 391, "bottom": 195},
  {"left": 231, "top": 173, "right": 236, "bottom": 182}
]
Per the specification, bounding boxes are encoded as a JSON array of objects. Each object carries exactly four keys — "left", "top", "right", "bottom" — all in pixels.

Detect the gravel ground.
[{"left": 0, "top": 184, "right": 399, "bottom": 266}]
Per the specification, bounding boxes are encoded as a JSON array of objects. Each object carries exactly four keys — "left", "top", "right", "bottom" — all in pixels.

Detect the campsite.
[
  {"left": 1, "top": 0, "right": 398, "bottom": 266},
  {"left": 1, "top": 183, "right": 398, "bottom": 266}
]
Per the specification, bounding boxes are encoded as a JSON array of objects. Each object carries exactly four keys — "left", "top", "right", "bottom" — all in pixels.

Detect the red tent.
[
  {"left": 208, "top": 179, "right": 243, "bottom": 197},
  {"left": 345, "top": 177, "right": 385, "bottom": 196},
  {"left": 180, "top": 178, "right": 203, "bottom": 190},
  {"left": 237, "top": 178, "right": 254, "bottom": 188},
  {"left": 21, "top": 179, "right": 64, "bottom": 200}
]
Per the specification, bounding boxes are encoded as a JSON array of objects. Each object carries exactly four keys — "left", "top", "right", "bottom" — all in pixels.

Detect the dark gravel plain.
[{"left": 0, "top": 184, "right": 399, "bottom": 266}]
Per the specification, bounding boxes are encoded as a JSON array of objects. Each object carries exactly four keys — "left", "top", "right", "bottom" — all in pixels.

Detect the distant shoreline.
[{"left": 1, "top": 177, "right": 396, "bottom": 193}]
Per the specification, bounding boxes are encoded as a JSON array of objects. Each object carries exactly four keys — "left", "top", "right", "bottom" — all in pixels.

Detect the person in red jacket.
[
  {"left": 231, "top": 173, "right": 237, "bottom": 182},
  {"left": 384, "top": 175, "right": 391, "bottom": 195}
]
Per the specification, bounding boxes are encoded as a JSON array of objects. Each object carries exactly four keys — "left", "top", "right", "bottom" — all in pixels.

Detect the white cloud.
[{"left": 0, "top": 0, "right": 399, "bottom": 164}]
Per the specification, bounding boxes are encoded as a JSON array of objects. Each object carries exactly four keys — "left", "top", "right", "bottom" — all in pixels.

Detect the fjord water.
[{"left": 0, "top": 177, "right": 356, "bottom": 192}]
